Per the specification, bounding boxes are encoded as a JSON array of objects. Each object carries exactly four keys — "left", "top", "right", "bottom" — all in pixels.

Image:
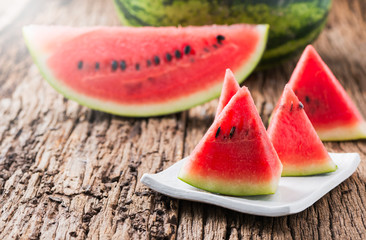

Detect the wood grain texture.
[{"left": 0, "top": 0, "right": 366, "bottom": 239}]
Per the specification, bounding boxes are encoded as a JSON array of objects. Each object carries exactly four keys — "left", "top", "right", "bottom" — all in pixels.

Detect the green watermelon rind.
[
  {"left": 281, "top": 160, "right": 337, "bottom": 177},
  {"left": 316, "top": 122, "right": 366, "bottom": 141},
  {"left": 178, "top": 167, "right": 280, "bottom": 196},
  {"left": 22, "top": 25, "right": 268, "bottom": 117}
]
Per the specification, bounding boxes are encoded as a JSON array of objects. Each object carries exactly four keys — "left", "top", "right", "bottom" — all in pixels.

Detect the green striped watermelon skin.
[{"left": 114, "top": 0, "right": 331, "bottom": 67}]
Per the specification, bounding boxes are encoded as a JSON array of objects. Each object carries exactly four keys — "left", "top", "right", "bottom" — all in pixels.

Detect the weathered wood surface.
[{"left": 0, "top": 0, "right": 366, "bottom": 239}]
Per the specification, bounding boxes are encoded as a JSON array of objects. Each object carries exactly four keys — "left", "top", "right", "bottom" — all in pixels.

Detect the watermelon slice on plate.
[
  {"left": 215, "top": 69, "right": 240, "bottom": 119},
  {"left": 267, "top": 85, "right": 337, "bottom": 176},
  {"left": 23, "top": 24, "right": 268, "bottom": 117},
  {"left": 178, "top": 87, "right": 282, "bottom": 196},
  {"left": 287, "top": 45, "right": 366, "bottom": 141}
]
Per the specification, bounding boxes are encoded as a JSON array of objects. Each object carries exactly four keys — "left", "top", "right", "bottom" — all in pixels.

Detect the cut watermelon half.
[
  {"left": 178, "top": 87, "right": 282, "bottom": 196},
  {"left": 23, "top": 24, "right": 268, "bottom": 117},
  {"left": 287, "top": 45, "right": 366, "bottom": 141},
  {"left": 268, "top": 85, "right": 337, "bottom": 176},
  {"left": 215, "top": 69, "right": 240, "bottom": 119}
]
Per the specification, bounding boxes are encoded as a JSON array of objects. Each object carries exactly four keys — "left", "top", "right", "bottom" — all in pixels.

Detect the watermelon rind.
[
  {"left": 22, "top": 25, "right": 268, "bottom": 117},
  {"left": 316, "top": 122, "right": 366, "bottom": 141},
  {"left": 282, "top": 161, "right": 337, "bottom": 177},
  {"left": 178, "top": 167, "right": 280, "bottom": 196}
]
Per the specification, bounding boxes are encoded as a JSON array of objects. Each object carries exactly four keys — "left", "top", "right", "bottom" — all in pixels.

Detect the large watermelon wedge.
[
  {"left": 23, "top": 24, "right": 268, "bottom": 117},
  {"left": 287, "top": 45, "right": 366, "bottom": 141},
  {"left": 178, "top": 87, "right": 282, "bottom": 196},
  {"left": 268, "top": 85, "right": 337, "bottom": 176}
]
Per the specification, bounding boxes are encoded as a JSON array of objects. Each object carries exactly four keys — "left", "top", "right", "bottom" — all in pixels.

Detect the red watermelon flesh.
[
  {"left": 267, "top": 85, "right": 337, "bottom": 176},
  {"left": 178, "top": 87, "right": 282, "bottom": 196},
  {"left": 287, "top": 45, "right": 366, "bottom": 141},
  {"left": 23, "top": 24, "right": 268, "bottom": 117},
  {"left": 215, "top": 69, "right": 240, "bottom": 119}
]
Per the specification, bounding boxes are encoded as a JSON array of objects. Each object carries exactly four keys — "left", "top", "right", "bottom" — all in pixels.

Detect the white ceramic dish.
[{"left": 141, "top": 153, "right": 360, "bottom": 217}]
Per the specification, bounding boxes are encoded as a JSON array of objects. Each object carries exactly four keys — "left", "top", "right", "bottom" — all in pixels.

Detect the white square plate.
[{"left": 141, "top": 153, "right": 360, "bottom": 217}]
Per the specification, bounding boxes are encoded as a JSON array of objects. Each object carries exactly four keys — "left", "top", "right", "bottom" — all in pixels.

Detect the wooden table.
[{"left": 1, "top": 0, "right": 366, "bottom": 239}]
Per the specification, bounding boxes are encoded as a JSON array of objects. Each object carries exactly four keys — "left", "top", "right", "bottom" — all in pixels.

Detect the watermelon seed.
[
  {"left": 204, "top": 48, "right": 210, "bottom": 53},
  {"left": 305, "top": 96, "right": 310, "bottom": 103},
  {"left": 135, "top": 63, "right": 140, "bottom": 71},
  {"left": 166, "top": 53, "right": 172, "bottom": 62},
  {"left": 244, "top": 129, "right": 249, "bottom": 136},
  {"left": 184, "top": 45, "right": 191, "bottom": 55},
  {"left": 229, "top": 127, "right": 236, "bottom": 139},
  {"left": 77, "top": 61, "right": 83, "bottom": 69},
  {"left": 154, "top": 56, "right": 160, "bottom": 65},
  {"left": 111, "top": 61, "right": 118, "bottom": 71},
  {"left": 146, "top": 59, "right": 152, "bottom": 67},
  {"left": 175, "top": 50, "right": 182, "bottom": 59},
  {"left": 213, "top": 44, "right": 218, "bottom": 49},
  {"left": 95, "top": 62, "right": 100, "bottom": 70},
  {"left": 299, "top": 102, "right": 304, "bottom": 109},
  {"left": 290, "top": 102, "right": 294, "bottom": 112},
  {"left": 215, "top": 127, "right": 221, "bottom": 138},
  {"left": 120, "top": 60, "right": 127, "bottom": 70},
  {"left": 216, "top": 35, "right": 225, "bottom": 44}
]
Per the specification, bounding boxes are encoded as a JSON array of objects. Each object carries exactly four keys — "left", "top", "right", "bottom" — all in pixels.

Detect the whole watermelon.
[{"left": 114, "top": 0, "right": 331, "bottom": 67}]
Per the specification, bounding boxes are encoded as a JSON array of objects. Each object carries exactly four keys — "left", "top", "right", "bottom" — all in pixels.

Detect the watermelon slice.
[
  {"left": 23, "top": 24, "right": 268, "bottom": 117},
  {"left": 215, "top": 69, "right": 240, "bottom": 119},
  {"left": 178, "top": 87, "right": 282, "bottom": 196},
  {"left": 267, "top": 85, "right": 337, "bottom": 176},
  {"left": 287, "top": 45, "right": 366, "bottom": 141}
]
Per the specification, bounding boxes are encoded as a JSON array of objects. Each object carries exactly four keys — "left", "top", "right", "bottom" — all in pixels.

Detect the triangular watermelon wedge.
[
  {"left": 178, "top": 87, "right": 282, "bottom": 196},
  {"left": 287, "top": 45, "right": 366, "bottom": 141},
  {"left": 268, "top": 85, "right": 337, "bottom": 176},
  {"left": 215, "top": 69, "right": 240, "bottom": 119}
]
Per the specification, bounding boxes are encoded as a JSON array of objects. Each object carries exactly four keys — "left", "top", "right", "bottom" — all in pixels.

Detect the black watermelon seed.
[
  {"left": 216, "top": 35, "right": 225, "bottom": 44},
  {"left": 166, "top": 53, "right": 172, "bottom": 62},
  {"left": 184, "top": 45, "right": 191, "bottom": 55},
  {"left": 120, "top": 60, "right": 126, "bottom": 70},
  {"left": 229, "top": 126, "right": 236, "bottom": 139},
  {"left": 215, "top": 127, "right": 221, "bottom": 138},
  {"left": 154, "top": 56, "right": 160, "bottom": 65},
  {"left": 175, "top": 50, "right": 182, "bottom": 59},
  {"left": 213, "top": 44, "right": 218, "bottom": 49},
  {"left": 244, "top": 129, "right": 249, "bottom": 136},
  {"left": 299, "top": 102, "right": 304, "bottom": 109},
  {"left": 135, "top": 63, "right": 140, "bottom": 71},
  {"left": 77, "top": 61, "right": 83, "bottom": 69},
  {"left": 290, "top": 102, "right": 294, "bottom": 112},
  {"left": 146, "top": 59, "right": 152, "bottom": 67},
  {"left": 111, "top": 60, "right": 118, "bottom": 71},
  {"left": 95, "top": 62, "right": 100, "bottom": 70},
  {"left": 305, "top": 96, "right": 310, "bottom": 103}
]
